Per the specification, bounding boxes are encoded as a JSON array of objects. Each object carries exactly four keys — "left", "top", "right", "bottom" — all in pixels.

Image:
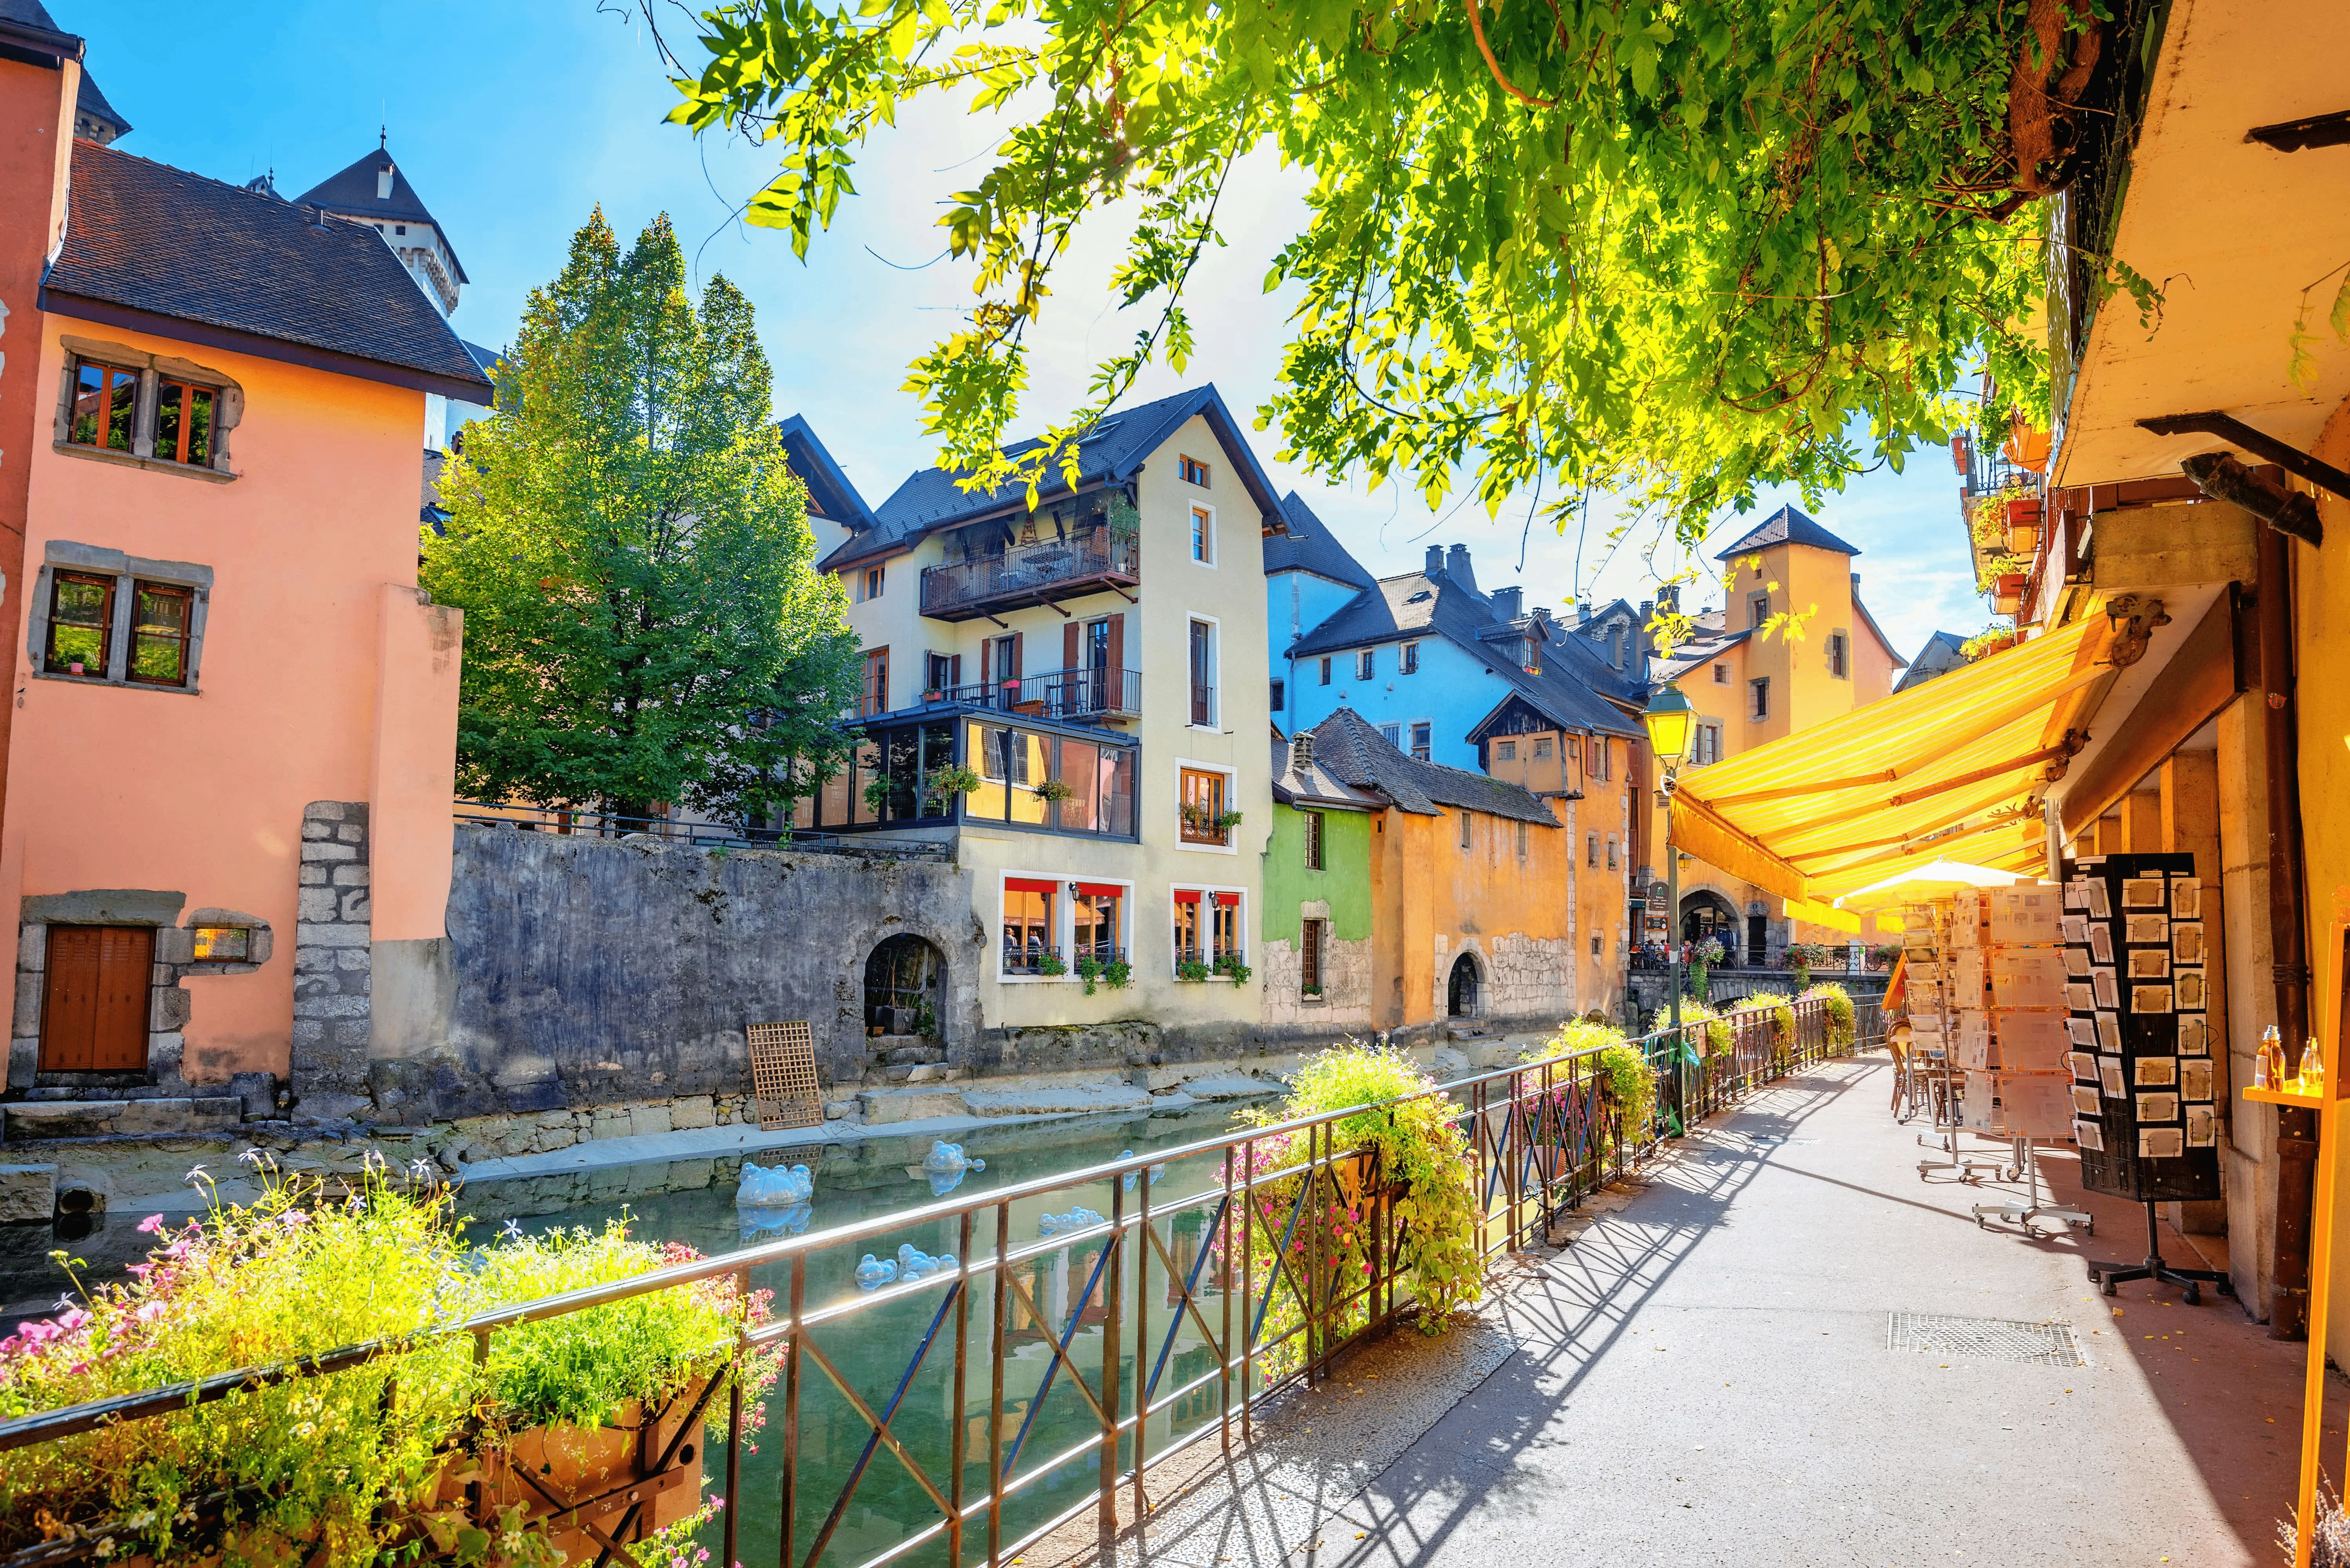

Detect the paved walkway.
[{"left": 1038, "top": 1052, "right": 2329, "bottom": 1568}]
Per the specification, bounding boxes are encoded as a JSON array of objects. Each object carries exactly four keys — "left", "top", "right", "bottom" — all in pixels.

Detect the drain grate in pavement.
[{"left": 1887, "top": 1311, "right": 2084, "bottom": 1367}]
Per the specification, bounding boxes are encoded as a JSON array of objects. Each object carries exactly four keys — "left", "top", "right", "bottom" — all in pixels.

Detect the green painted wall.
[{"left": 1261, "top": 804, "right": 1375, "bottom": 943}]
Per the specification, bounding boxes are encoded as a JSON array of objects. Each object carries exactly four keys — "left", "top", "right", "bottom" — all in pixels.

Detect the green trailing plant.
[
  {"left": 1960, "top": 625, "right": 2018, "bottom": 661},
  {"left": 1784, "top": 942, "right": 1826, "bottom": 989},
  {"left": 1730, "top": 990, "right": 1799, "bottom": 1066},
  {"left": 0, "top": 1162, "right": 773, "bottom": 1568},
  {"left": 1522, "top": 1020, "right": 1656, "bottom": 1136},
  {"left": 1175, "top": 958, "right": 1211, "bottom": 983},
  {"left": 922, "top": 764, "right": 983, "bottom": 811},
  {"left": 1685, "top": 936, "right": 1725, "bottom": 1000},
  {"left": 1103, "top": 958, "right": 1133, "bottom": 990},
  {"left": 1803, "top": 982, "right": 1859, "bottom": 1050},
  {"left": 1033, "top": 778, "right": 1075, "bottom": 803},
  {"left": 1651, "top": 1001, "right": 1732, "bottom": 1059},
  {"left": 1075, "top": 954, "right": 1103, "bottom": 994},
  {"left": 861, "top": 773, "right": 895, "bottom": 819},
  {"left": 1034, "top": 950, "right": 1067, "bottom": 977},
  {"left": 1212, "top": 954, "right": 1252, "bottom": 987}
]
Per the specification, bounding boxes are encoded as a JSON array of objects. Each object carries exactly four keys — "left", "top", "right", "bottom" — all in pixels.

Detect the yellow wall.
[
  {"left": 1370, "top": 803, "right": 1575, "bottom": 1029},
  {"left": 2301, "top": 398, "right": 2350, "bottom": 1355}
]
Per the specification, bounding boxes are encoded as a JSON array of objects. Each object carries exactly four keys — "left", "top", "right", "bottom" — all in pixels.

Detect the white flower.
[
  {"left": 501, "top": 1220, "right": 525, "bottom": 1240},
  {"left": 362, "top": 1150, "right": 386, "bottom": 1172},
  {"left": 237, "top": 1148, "right": 266, "bottom": 1166},
  {"left": 408, "top": 1158, "right": 435, "bottom": 1181},
  {"left": 184, "top": 1164, "right": 210, "bottom": 1185}
]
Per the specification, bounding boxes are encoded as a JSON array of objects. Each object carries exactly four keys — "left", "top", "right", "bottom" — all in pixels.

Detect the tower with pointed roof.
[{"left": 294, "top": 137, "right": 467, "bottom": 316}]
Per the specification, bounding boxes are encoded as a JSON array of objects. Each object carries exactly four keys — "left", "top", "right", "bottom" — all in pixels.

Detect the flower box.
[{"left": 1993, "top": 572, "right": 2027, "bottom": 615}]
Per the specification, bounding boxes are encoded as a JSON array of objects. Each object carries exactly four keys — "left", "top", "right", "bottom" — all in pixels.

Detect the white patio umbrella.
[{"left": 1832, "top": 860, "right": 2040, "bottom": 914}]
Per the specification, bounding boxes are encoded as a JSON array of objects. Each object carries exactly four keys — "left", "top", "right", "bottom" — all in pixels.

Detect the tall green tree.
[
  {"left": 426, "top": 209, "right": 861, "bottom": 823},
  {"left": 643, "top": 0, "right": 2138, "bottom": 556}
]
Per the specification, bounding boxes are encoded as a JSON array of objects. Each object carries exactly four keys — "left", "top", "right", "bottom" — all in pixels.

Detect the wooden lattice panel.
[{"left": 746, "top": 1021, "right": 822, "bottom": 1131}]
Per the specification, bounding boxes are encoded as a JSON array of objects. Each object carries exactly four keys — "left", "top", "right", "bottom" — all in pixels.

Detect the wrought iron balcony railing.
[
  {"left": 920, "top": 529, "right": 1140, "bottom": 621},
  {"left": 911, "top": 666, "right": 1141, "bottom": 722},
  {"left": 1000, "top": 943, "right": 1064, "bottom": 976}
]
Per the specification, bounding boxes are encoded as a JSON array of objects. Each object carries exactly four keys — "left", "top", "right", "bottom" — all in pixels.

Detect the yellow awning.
[
  {"left": 1783, "top": 896, "right": 1862, "bottom": 934},
  {"left": 1669, "top": 610, "right": 2114, "bottom": 904}
]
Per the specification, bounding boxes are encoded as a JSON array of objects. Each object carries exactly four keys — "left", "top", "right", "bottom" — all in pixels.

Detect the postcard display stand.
[
  {"left": 1948, "top": 885, "right": 2095, "bottom": 1231},
  {"left": 1909, "top": 900, "right": 2007, "bottom": 1181},
  {"left": 2066, "top": 853, "right": 2233, "bottom": 1302}
]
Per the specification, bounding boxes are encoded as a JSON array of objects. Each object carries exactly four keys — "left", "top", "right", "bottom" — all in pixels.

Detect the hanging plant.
[
  {"left": 1175, "top": 957, "right": 1211, "bottom": 983},
  {"left": 922, "top": 764, "right": 982, "bottom": 811},
  {"left": 1211, "top": 954, "right": 1252, "bottom": 987},
  {"left": 1075, "top": 954, "right": 1103, "bottom": 994},
  {"left": 1103, "top": 958, "right": 1134, "bottom": 990},
  {"left": 1033, "top": 778, "right": 1075, "bottom": 803}
]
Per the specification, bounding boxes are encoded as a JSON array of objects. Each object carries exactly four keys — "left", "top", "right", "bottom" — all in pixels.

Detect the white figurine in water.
[
  {"left": 923, "top": 1140, "right": 986, "bottom": 1175},
  {"left": 855, "top": 1253, "right": 899, "bottom": 1289},
  {"left": 736, "top": 1162, "right": 814, "bottom": 1207}
]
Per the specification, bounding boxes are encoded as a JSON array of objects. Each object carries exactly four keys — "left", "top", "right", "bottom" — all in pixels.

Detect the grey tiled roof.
[
  {"left": 1894, "top": 630, "right": 1970, "bottom": 692},
  {"left": 1269, "top": 735, "right": 1384, "bottom": 811},
  {"left": 43, "top": 141, "right": 491, "bottom": 399},
  {"left": 819, "top": 384, "right": 1282, "bottom": 572},
  {"left": 1289, "top": 565, "right": 1639, "bottom": 738},
  {"left": 1265, "top": 492, "right": 1377, "bottom": 588},
  {"left": 778, "top": 415, "right": 877, "bottom": 531},
  {"left": 1711, "top": 503, "right": 1860, "bottom": 560},
  {"left": 1308, "top": 710, "right": 1562, "bottom": 826},
  {"left": 293, "top": 145, "right": 468, "bottom": 283}
]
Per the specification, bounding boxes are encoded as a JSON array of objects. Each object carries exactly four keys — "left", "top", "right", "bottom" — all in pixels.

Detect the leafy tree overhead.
[
  {"left": 426, "top": 209, "right": 862, "bottom": 823},
  {"left": 643, "top": 0, "right": 2131, "bottom": 556}
]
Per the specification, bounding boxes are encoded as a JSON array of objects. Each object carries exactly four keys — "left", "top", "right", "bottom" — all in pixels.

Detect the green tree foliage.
[
  {"left": 426, "top": 210, "right": 861, "bottom": 821},
  {"left": 642, "top": 0, "right": 2124, "bottom": 550}
]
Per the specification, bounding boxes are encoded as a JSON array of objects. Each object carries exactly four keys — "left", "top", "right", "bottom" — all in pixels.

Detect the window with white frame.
[
  {"left": 1409, "top": 721, "right": 1431, "bottom": 762},
  {"left": 1187, "top": 619, "right": 1218, "bottom": 728},
  {"left": 1694, "top": 720, "right": 1725, "bottom": 766},
  {"left": 1001, "top": 877, "right": 1059, "bottom": 976},
  {"left": 1172, "top": 888, "right": 1246, "bottom": 974},
  {"left": 1379, "top": 722, "right": 1402, "bottom": 748},
  {"left": 1189, "top": 503, "right": 1216, "bottom": 564}
]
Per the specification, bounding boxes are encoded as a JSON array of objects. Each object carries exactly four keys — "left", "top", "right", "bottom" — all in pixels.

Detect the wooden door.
[{"left": 40, "top": 925, "right": 153, "bottom": 1072}]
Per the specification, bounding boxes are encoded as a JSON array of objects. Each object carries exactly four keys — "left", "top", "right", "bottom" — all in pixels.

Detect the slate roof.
[
  {"left": 0, "top": 0, "right": 129, "bottom": 138},
  {"left": 1265, "top": 492, "right": 1377, "bottom": 589},
  {"left": 778, "top": 415, "right": 877, "bottom": 532},
  {"left": 1288, "top": 563, "right": 1639, "bottom": 738},
  {"left": 821, "top": 384, "right": 1283, "bottom": 572},
  {"left": 293, "top": 145, "right": 468, "bottom": 283},
  {"left": 42, "top": 140, "right": 493, "bottom": 400},
  {"left": 1308, "top": 710, "right": 1562, "bottom": 827},
  {"left": 1268, "top": 735, "right": 1384, "bottom": 811},
  {"left": 1710, "top": 503, "right": 1860, "bottom": 560},
  {"left": 1893, "top": 630, "right": 1970, "bottom": 693}
]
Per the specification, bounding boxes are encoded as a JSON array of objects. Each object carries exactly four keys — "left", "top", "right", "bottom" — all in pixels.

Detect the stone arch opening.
[
  {"left": 1446, "top": 951, "right": 1484, "bottom": 1019},
  {"left": 864, "top": 934, "right": 944, "bottom": 1037},
  {"left": 1680, "top": 890, "right": 1739, "bottom": 948}
]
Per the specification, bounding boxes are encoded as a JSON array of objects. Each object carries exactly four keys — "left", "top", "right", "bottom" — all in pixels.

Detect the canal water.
[{"left": 467, "top": 1102, "right": 1262, "bottom": 1568}]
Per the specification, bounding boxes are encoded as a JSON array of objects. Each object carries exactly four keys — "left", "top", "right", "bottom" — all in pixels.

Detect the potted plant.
[
  {"left": 1211, "top": 954, "right": 1252, "bottom": 987},
  {"left": 1175, "top": 957, "right": 1211, "bottom": 983},
  {"left": 922, "top": 764, "right": 983, "bottom": 813},
  {"left": 1103, "top": 957, "right": 1133, "bottom": 990},
  {"left": 1076, "top": 954, "right": 1103, "bottom": 994},
  {"left": 1034, "top": 950, "right": 1067, "bottom": 977},
  {"left": 1034, "top": 778, "right": 1075, "bottom": 804}
]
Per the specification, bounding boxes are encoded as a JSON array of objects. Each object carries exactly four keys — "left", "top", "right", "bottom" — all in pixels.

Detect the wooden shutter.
[
  {"left": 978, "top": 640, "right": 991, "bottom": 686},
  {"left": 1007, "top": 632, "right": 1023, "bottom": 677},
  {"left": 1064, "top": 620, "right": 1081, "bottom": 672},
  {"left": 1107, "top": 613, "right": 1124, "bottom": 673},
  {"left": 950, "top": 654, "right": 962, "bottom": 686},
  {"left": 41, "top": 925, "right": 151, "bottom": 1072}
]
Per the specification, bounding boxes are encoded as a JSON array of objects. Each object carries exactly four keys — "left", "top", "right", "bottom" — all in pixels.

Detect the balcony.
[
  {"left": 913, "top": 665, "right": 1141, "bottom": 724},
  {"left": 1002, "top": 943, "right": 1063, "bottom": 977},
  {"left": 920, "top": 529, "right": 1139, "bottom": 621}
]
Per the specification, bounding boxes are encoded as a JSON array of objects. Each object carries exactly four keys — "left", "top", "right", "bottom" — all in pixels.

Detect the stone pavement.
[{"left": 1029, "top": 1052, "right": 2334, "bottom": 1568}]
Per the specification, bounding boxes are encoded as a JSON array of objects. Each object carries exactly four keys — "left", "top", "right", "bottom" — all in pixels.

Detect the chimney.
[
  {"left": 1531, "top": 605, "right": 1553, "bottom": 634},
  {"left": 1425, "top": 544, "right": 1445, "bottom": 578},
  {"left": 1636, "top": 599, "right": 1652, "bottom": 627},
  {"left": 377, "top": 162, "right": 395, "bottom": 201},
  {"left": 1657, "top": 583, "right": 1680, "bottom": 614},
  {"left": 1291, "top": 731, "right": 1315, "bottom": 773},
  {"left": 1490, "top": 586, "right": 1523, "bottom": 621},
  {"left": 1446, "top": 544, "right": 1478, "bottom": 595},
  {"left": 1576, "top": 601, "right": 1593, "bottom": 626}
]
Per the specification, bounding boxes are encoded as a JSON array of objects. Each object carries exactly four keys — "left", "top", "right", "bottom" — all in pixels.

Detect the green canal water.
[{"left": 467, "top": 1103, "right": 1260, "bottom": 1568}]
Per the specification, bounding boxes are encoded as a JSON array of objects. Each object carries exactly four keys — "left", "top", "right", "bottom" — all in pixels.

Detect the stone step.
[{"left": 4, "top": 1097, "right": 244, "bottom": 1141}]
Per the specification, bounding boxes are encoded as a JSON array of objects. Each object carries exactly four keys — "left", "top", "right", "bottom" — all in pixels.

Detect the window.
[
  {"left": 192, "top": 925, "right": 250, "bottom": 961},
  {"left": 1606, "top": 835, "right": 1619, "bottom": 870},
  {"left": 862, "top": 565, "right": 886, "bottom": 601},
  {"left": 1592, "top": 739, "right": 1611, "bottom": 782},
  {"left": 1494, "top": 740, "right": 1517, "bottom": 762},
  {"left": 1828, "top": 630, "right": 1849, "bottom": 678},
  {"left": 1180, "top": 765, "right": 1232, "bottom": 846},
  {"left": 1356, "top": 649, "right": 1375, "bottom": 681},
  {"left": 1749, "top": 591, "right": 1770, "bottom": 629},
  {"left": 1713, "top": 661, "right": 1729, "bottom": 684},
  {"left": 1188, "top": 619, "right": 1217, "bottom": 727},
  {"left": 1750, "top": 677, "right": 1771, "bottom": 720},
  {"left": 1400, "top": 641, "right": 1421, "bottom": 674},
  {"left": 1173, "top": 891, "right": 1203, "bottom": 966},
  {"left": 1516, "top": 820, "right": 1528, "bottom": 861},
  {"left": 1073, "top": 884, "right": 1124, "bottom": 963},
  {"left": 1179, "top": 453, "right": 1211, "bottom": 487},
  {"left": 152, "top": 379, "right": 217, "bottom": 467},
  {"left": 1379, "top": 722, "right": 1402, "bottom": 748},
  {"left": 129, "top": 583, "right": 194, "bottom": 686},
  {"left": 1300, "top": 917, "right": 1326, "bottom": 996},
  {"left": 45, "top": 572, "right": 113, "bottom": 676},
  {"left": 859, "top": 647, "right": 890, "bottom": 717},
  {"left": 1002, "top": 878, "right": 1058, "bottom": 975},
  {"left": 1587, "top": 832, "right": 1599, "bottom": 867},
  {"left": 1189, "top": 504, "right": 1216, "bottom": 564},
  {"left": 69, "top": 360, "right": 138, "bottom": 453},
  {"left": 1694, "top": 720, "right": 1724, "bottom": 766},
  {"left": 1592, "top": 935, "right": 1602, "bottom": 957},
  {"left": 1318, "top": 657, "right": 1332, "bottom": 686},
  {"left": 1210, "top": 893, "right": 1243, "bottom": 963},
  {"left": 1410, "top": 721, "right": 1431, "bottom": 762},
  {"left": 941, "top": 719, "right": 1133, "bottom": 836},
  {"left": 925, "top": 652, "right": 960, "bottom": 695},
  {"left": 1269, "top": 677, "right": 1286, "bottom": 712},
  {"left": 1458, "top": 811, "right": 1473, "bottom": 850},
  {"left": 1304, "top": 810, "right": 1326, "bottom": 871},
  {"left": 1532, "top": 735, "right": 1552, "bottom": 759}
]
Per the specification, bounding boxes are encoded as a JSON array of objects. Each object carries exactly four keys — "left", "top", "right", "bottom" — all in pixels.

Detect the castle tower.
[{"left": 293, "top": 137, "right": 467, "bottom": 316}]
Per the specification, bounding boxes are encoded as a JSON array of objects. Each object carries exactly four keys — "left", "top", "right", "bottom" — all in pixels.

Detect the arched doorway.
[
  {"left": 1446, "top": 952, "right": 1484, "bottom": 1018},
  {"left": 1680, "top": 891, "right": 1739, "bottom": 949},
  {"left": 865, "top": 934, "right": 943, "bottom": 1037}
]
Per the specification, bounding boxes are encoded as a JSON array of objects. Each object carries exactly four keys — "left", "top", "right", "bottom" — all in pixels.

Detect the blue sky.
[{"left": 64, "top": 1, "right": 1988, "bottom": 662}]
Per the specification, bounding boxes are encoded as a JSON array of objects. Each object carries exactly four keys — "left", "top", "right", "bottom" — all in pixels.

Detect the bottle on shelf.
[
  {"left": 2300, "top": 1035, "right": 2325, "bottom": 1096},
  {"left": 2256, "top": 1025, "right": 2278, "bottom": 1089}
]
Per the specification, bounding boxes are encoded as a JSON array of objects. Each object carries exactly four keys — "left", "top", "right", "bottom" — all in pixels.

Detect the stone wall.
[
  {"left": 1433, "top": 932, "right": 1574, "bottom": 1027},
  {"left": 360, "top": 826, "right": 979, "bottom": 1124},
  {"left": 290, "top": 802, "right": 373, "bottom": 1119}
]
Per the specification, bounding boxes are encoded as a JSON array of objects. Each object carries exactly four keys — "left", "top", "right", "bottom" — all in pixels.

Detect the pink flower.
[
  {"left": 57, "top": 1309, "right": 89, "bottom": 1331},
  {"left": 136, "top": 1301, "right": 167, "bottom": 1323},
  {"left": 136, "top": 1214, "right": 165, "bottom": 1235}
]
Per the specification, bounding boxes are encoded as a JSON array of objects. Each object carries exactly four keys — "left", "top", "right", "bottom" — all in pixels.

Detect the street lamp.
[{"left": 1642, "top": 682, "right": 1696, "bottom": 1047}]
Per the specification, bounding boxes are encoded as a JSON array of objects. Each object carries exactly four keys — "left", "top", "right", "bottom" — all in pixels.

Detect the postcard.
[
  {"left": 2066, "top": 982, "right": 2096, "bottom": 1012},
  {"left": 2093, "top": 969, "right": 2120, "bottom": 1009},
  {"left": 2065, "top": 1049, "right": 2097, "bottom": 1079},
  {"left": 2064, "top": 945, "right": 2092, "bottom": 976},
  {"left": 2087, "top": 881, "right": 2111, "bottom": 919},
  {"left": 2127, "top": 949, "right": 2172, "bottom": 980},
  {"left": 2097, "top": 1013, "right": 2123, "bottom": 1054},
  {"left": 2123, "top": 877, "right": 2167, "bottom": 909},
  {"left": 2176, "top": 969, "right": 2207, "bottom": 1011},
  {"left": 2089, "top": 925, "right": 2114, "bottom": 965},
  {"left": 2071, "top": 1085, "right": 2103, "bottom": 1116},
  {"left": 2066, "top": 1018, "right": 2097, "bottom": 1048},
  {"left": 2136, "top": 1092, "right": 2180, "bottom": 1123},
  {"left": 2134, "top": 1056, "right": 2177, "bottom": 1087},
  {"left": 2101, "top": 1059, "right": 2127, "bottom": 1097},
  {"left": 2173, "top": 922, "right": 2205, "bottom": 965},
  {"left": 2186, "top": 1105, "right": 2217, "bottom": 1148},
  {"left": 2140, "top": 1127, "right": 2185, "bottom": 1160},
  {"left": 2178, "top": 1016, "right": 2209, "bottom": 1055},
  {"left": 2125, "top": 913, "right": 2170, "bottom": 945},
  {"left": 2065, "top": 881, "right": 2090, "bottom": 909},
  {"left": 2180, "top": 1058, "right": 2214, "bottom": 1101},
  {"left": 2133, "top": 984, "right": 2175, "bottom": 1015},
  {"left": 2171, "top": 878, "right": 2201, "bottom": 920},
  {"left": 2062, "top": 914, "right": 2088, "bottom": 945},
  {"left": 2076, "top": 1118, "right": 2104, "bottom": 1152}
]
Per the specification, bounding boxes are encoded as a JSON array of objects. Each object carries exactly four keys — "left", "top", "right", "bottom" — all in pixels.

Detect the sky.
[{"left": 61, "top": 1, "right": 1988, "bottom": 662}]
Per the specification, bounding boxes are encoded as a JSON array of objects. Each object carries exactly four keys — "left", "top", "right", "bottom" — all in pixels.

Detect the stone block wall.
[
  {"left": 1434, "top": 932, "right": 1575, "bottom": 1027},
  {"left": 289, "top": 802, "right": 373, "bottom": 1119},
  {"left": 1256, "top": 920, "right": 1376, "bottom": 1032}
]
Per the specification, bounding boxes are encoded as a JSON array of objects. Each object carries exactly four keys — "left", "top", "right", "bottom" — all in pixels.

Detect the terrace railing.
[
  {"left": 0, "top": 997, "right": 1875, "bottom": 1568},
  {"left": 920, "top": 530, "right": 1140, "bottom": 621}
]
